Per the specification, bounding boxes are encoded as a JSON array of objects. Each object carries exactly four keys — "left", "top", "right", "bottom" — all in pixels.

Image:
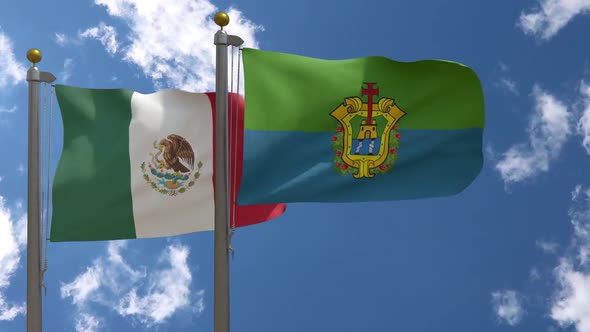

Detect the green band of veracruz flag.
[{"left": 237, "top": 48, "right": 485, "bottom": 204}]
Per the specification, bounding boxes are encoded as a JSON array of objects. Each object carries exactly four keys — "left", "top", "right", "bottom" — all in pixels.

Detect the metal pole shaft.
[
  {"left": 214, "top": 28, "right": 230, "bottom": 332},
  {"left": 26, "top": 65, "right": 42, "bottom": 332}
]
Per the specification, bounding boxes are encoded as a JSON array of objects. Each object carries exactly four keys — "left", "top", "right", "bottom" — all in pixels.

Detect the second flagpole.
[{"left": 213, "top": 12, "right": 244, "bottom": 332}]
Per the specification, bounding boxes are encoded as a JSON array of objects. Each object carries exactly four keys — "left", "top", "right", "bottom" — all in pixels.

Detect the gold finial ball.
[
  {"left": 26, "top": 48, "right": 42, "bottom": 64},
  {"left": 214, "top": 12, "right": 230, "bottom": 27}
]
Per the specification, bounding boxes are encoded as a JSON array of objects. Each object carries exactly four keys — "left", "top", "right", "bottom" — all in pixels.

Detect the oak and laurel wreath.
[
  {"left": 140, "top": 161, "right": 203, "bottom": 196},
  {"left": 331, "top": 126, "right": 401, "bottom": 176}
]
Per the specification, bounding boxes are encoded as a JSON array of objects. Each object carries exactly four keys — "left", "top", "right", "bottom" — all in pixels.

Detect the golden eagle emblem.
[{"left": 141, "top": 134, "right": 203, "bottom": 196}]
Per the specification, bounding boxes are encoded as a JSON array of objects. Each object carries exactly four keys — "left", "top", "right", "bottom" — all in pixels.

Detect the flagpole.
[
  {"left": 213, "top": 12, "right": 243, "bottom": 332},
  {"left": 25, "top": 49, "right": 55, "bottom": 332}
]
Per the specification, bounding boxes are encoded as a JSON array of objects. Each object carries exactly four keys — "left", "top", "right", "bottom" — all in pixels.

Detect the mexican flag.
[{"left": 50, "top": 85, "right": 285, "bottom": 242}]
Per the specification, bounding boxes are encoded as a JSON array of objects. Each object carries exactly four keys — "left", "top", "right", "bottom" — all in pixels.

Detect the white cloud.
[
  {"left": 61, "top": 241, "right": 202, "bottom": 330},
  {"left": 572, "top": 184, "right": 583, "bottom": 200},
  {"left": 519, "top": 0, "right": 590, "bottom": 40},
  {"left": 489, "top": 186, "right": 590, "bottom": 331},
  {"left": 551, "top": 261, "right": 590, "bottom": 332},
  {"left": 484, "top": 144, "right": 497, "bottom": 164},
  {"left": 495, "top": 86, "right": 571, "bottom": 185},
  {"left": 576, "top": 81, "right": 590, "bottom": 154},
  {"left": 0, "top": 296, "right": 25, "bottom": 321},
  {"left": 567, "top": 187, "right": 590, "bottom": 265},
  {"left": 17, "top": 164, "right": 25, "bottom": 175},
  {"left": 498, "top": 78, "right": 520, "bottom": 96},
  {"left": 0, "top": 196, "right": 26, "bottom": 321},
  {"left": 0, "top": 29, "right": 26, "bottom": 87},
  {"left": 60, "top": 58, "right": 74, "bottom": 83},
  {"left": 79, "top": 22, "right": 119, "bottom": 55},
  {"left": 494, "top": 63, "right": 519, "bottom": 95},
  {"left": 491, "top": 290, "right": 525, "bottom": 326},
  {"left": 61, "top": 265, "right": 103, "bottom": 306},
  {"left": 54, "top": 33, "right": 69, "bottom": 46},
  {"left": 537, "top": 239, "right": 560, "bottom": 253},
  {"left": 92, "top": 0, "right": 263, "bottom": 92},
  {"left": 0, "top": 106, "right": 16, "bottom": 113},
  {"left": 498, "top": 61, "right": 510, "bottom": 73},
  {"left": 548, "top": 185, "right": 590, "bottom": 332},
  {"left": 0, "top": 105, "right": 16, "bottom": 126},
  {"left": 75, "top": 313, "right": 101, "bottom": 332},
  {"left": 115, "top": 245, "right": 193, "bottom": 325}
]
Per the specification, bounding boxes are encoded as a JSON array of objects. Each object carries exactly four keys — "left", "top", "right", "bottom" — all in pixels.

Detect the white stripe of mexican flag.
[{"left": 129, "top": 90, "right": 214, "bottom": 238}]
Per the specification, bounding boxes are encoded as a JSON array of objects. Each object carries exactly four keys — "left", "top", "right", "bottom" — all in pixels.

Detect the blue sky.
[{"left": 1, "top": 0, "right": 590, "bottom": 331}]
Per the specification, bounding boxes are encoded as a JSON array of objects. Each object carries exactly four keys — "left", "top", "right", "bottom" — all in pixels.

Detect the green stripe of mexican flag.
[
  {"left": 50, "top": 85, "right": 285, "bottom": 242},
  {"left": 51, "top": 86, "right": 214, "bottom": 241}
]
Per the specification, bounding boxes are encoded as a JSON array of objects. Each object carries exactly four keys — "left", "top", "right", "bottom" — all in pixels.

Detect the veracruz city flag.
[
  {"left": 238, "top": 48, "right": 485, "bottom": 204},
  {"left": 50, "top": 85, "right": 286, "bottom": 242}
]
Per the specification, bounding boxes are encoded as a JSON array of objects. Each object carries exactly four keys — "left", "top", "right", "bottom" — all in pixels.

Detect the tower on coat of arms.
[{"left": 330, "top": 83, "right": 406, "bottom": 179}]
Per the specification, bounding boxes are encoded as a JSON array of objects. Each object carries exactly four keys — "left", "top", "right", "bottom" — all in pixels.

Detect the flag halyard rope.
[
  {"left": 228, "top": 46, "right": 237, "bottom": 260},
  {"left": 40, "top": 83, "right": 54, "bottom": 296},
  {"left": 227, "top": 46, "right": 242, "bottom": 260}
]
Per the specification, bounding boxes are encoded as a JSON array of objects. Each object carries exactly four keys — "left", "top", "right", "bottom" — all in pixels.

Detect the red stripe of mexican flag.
[{"left": 206, "top": 92, "right": 286, "bottom": 227}]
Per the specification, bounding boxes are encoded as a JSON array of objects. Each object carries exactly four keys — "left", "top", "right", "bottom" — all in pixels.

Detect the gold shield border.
[{"left": 330, "top": 97, "right": 406, "bottom": 179}]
